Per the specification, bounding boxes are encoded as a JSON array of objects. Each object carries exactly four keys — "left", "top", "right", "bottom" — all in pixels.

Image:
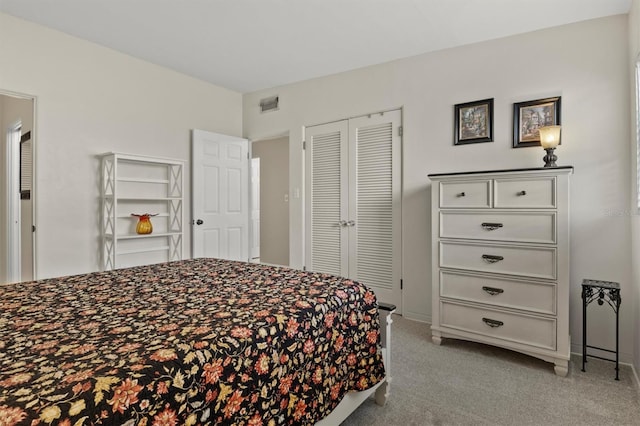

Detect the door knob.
[{"left": 196, "top": 219, "right": 204, "bottom": 225}]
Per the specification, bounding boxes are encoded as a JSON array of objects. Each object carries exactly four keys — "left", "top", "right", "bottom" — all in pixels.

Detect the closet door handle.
[
  {"left": 481, "top": 254, "right": 504, "bottom": 264},
  {"left": 482, "top": 318, "right": 504, "bottom": 328},
  {"left": 482, "top": 286, "right": 504, "bottom": 296},
  {"left": 338, "top": 220, "right": 348, "bottom": 227},
  {"left": 347, "top": 220, "right": 356, "bottom": 227},
  {"left": 481, "top": 222, "right": 503, "bottom": 231}
]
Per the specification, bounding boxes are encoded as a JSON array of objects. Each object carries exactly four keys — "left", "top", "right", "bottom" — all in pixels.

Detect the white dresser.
[{"left": 429, "top": 167, "right": 573, "bottom": 376}]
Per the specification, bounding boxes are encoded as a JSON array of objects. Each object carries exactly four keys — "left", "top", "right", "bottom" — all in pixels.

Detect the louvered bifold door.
[
  {"left": 349, "top": 110, "right": 402, "bottom": 309},
  {"left": 305, "top": 120, "right": 349, "bottom": 277}
]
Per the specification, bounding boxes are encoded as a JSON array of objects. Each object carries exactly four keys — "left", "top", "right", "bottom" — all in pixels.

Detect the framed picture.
[
  {"left": 454, "top": 98, "right": 494, "bottom": 145},
  {"left": 513, "top": 96, "right": 561, "bottom": 148}
]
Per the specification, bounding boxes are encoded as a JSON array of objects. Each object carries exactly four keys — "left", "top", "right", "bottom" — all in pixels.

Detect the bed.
[{"left": 0, "top": 258, "right": 394, "bottom": 425}]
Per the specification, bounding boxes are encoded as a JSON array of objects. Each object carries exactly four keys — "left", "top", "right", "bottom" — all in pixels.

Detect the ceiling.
[{"left": 0, "top": 0, "right": 632, "bottom": 93}]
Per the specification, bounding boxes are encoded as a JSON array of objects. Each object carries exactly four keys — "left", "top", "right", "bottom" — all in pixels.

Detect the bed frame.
[{"left": 317, "top": 303, "right": 396, "bottom": 425}]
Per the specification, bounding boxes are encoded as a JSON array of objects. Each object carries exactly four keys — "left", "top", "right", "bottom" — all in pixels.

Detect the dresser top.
[{"left": 428, "top": 166, "right": 574, "bottom": 178}]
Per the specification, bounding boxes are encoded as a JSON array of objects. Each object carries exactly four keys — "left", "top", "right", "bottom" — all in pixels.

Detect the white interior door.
[
  {"left": 192, "top": 129, "right": 249, "bottom": 261},
  {"left": 305, "top": 120, "right": 349, "bottom": 277},
  {"left": 349, "top": 110, "right": 402, "bottom": 310},
  {"left": 305, "top": 110, "right": 402, "bottom": 312}
]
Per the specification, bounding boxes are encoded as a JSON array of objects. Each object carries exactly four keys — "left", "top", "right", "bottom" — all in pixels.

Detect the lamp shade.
[{"left": 538, "top": 125, "right": 561, "bottom": 149}]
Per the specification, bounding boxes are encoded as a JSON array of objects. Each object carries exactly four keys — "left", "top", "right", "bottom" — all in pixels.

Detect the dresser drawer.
[
  {"left": 440, "top": 211, "right": 556, "bottom": 244},
  {"left": 439, "top": 241, "right": 556, "bottom": 280},
  {"left": 440, "top": 301, "right": 556, "bottom": 350},
  {"left": 440, "top": 271, "right": 556, "bottom": 315},
  {"left": 494, "top": 177, "right": 556, "bottom": 208},
  {"left": 440, "top": 180, "right": 491, "bottom": 208}
]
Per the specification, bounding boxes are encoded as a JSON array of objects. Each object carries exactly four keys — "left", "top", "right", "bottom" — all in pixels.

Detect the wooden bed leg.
[
  {"left": 376, "top": 302, "right": 396, "bottom": 406},
  {"left": 374, "top": 379, "right": 390, "bottom": 406}
]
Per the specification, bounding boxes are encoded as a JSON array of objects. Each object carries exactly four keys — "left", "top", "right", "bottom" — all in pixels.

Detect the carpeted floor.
[{"left": 342, "top": 315, "right": 640, "bottom": 425}]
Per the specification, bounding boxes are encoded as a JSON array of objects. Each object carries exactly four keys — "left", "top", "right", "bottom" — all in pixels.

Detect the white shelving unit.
[{"left": 100, "top": 152, "right": 184, "bottom": 270}]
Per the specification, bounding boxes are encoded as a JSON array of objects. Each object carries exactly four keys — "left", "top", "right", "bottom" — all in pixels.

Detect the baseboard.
[
  {"left": 402, "top": 311, "right": 430, "bottom": 323},
  {"left": 632, "top": 363, "right": 640, "bottom": 392}
]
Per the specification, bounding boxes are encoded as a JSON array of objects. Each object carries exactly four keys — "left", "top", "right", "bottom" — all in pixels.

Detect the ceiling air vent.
[{"left": 259, "top": 95, "right": 279, "bottom": 113}]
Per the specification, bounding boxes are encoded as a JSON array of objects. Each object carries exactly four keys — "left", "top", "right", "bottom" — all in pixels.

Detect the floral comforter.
[{"left": 0, "top": 258, "right": 385, "bottom": 425}]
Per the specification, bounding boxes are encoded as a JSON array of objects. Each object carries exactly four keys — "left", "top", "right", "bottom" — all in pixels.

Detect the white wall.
[
  {"left": 628, "top": 0, "right": 640, "bottom": 374},
  {"left": 244, "top": 16, "right": 633, "bottom": 361},
  {"left": 0, "top": 13, "right": 243, "bottom": 278}
]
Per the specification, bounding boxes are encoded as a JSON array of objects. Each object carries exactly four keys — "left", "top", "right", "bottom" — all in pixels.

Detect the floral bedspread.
[{"left": 0, "top": 258, "right": 384, "bottom": 425}]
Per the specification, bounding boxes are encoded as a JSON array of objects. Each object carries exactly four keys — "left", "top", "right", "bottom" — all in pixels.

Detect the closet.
[{"left": 304, "top": 109, "right": 402, "bottom": 311}]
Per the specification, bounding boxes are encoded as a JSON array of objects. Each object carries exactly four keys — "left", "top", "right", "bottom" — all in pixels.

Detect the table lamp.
[{"left": 538, "top": 125, "right": 561, "bottom": 167}]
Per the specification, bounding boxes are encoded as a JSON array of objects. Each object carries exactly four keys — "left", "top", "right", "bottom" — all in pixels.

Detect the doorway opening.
[
  {"left": 250, "top": 157, "right": 261, "bottom": 262},
  {"left": 251, "top": 135, "right": 290, "bottom": 266},
  {"left": 6, "top": 120, "right": 21, "bottom": 283},
  {"left": 1, "top": 91, "right": 36, "bottom": 284}
]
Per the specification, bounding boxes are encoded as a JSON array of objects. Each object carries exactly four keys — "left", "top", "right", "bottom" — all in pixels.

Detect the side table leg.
[
  {"left": 582, "top": 286, "right": 587, "bottom": 372},
  {"left": 615, "top": 298, "right": 620, "bottom": 381}
]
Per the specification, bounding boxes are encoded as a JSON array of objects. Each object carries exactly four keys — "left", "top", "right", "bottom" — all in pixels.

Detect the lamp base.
[{"left": 543, "top": 148, "right": 557, "bottom": 168}]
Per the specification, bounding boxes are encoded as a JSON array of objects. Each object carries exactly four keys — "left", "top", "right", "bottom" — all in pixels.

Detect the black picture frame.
[
  {"left": 513, "top": 96, "right": 561, "bottom": 148},
  {"left": 454, "top": 98, "right": 494, "bottom": 145}
]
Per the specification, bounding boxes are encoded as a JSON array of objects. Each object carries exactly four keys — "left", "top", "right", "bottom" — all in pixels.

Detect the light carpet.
[{"left": 342, "top": 315, "right": 640, "bottom": 425}]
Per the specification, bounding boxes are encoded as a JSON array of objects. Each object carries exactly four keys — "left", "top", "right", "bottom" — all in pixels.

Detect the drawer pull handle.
[
  {"left": 517, "top": 190, "right": 527, "bottom": 196},
  {"left": 482, "top": 318, "right": 504, "bottom": 328},
  {"left": 457, "top": 192, "right": 466, "bottom": 197},
  {"left": 481, "top": 222, "right": 503, "bottom": 231},
  {"left": 482, "top": 286, "right": 504, "bottom": 296},
  {"left": 481, "top": 254, "right": 504, "bottom": 263}
]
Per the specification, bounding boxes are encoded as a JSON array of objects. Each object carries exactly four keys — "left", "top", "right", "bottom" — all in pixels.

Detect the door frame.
[
  {"left": 250, "top": 133, "right": 291, "bottom": 267},
  {"left": 1, "top": 89, "right": 37, "bottom": 282}
]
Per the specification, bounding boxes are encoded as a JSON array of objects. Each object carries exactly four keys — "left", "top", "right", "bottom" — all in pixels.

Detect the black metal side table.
[{"left": 581, "top": 279, "right": 621, "bottom": 380}]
